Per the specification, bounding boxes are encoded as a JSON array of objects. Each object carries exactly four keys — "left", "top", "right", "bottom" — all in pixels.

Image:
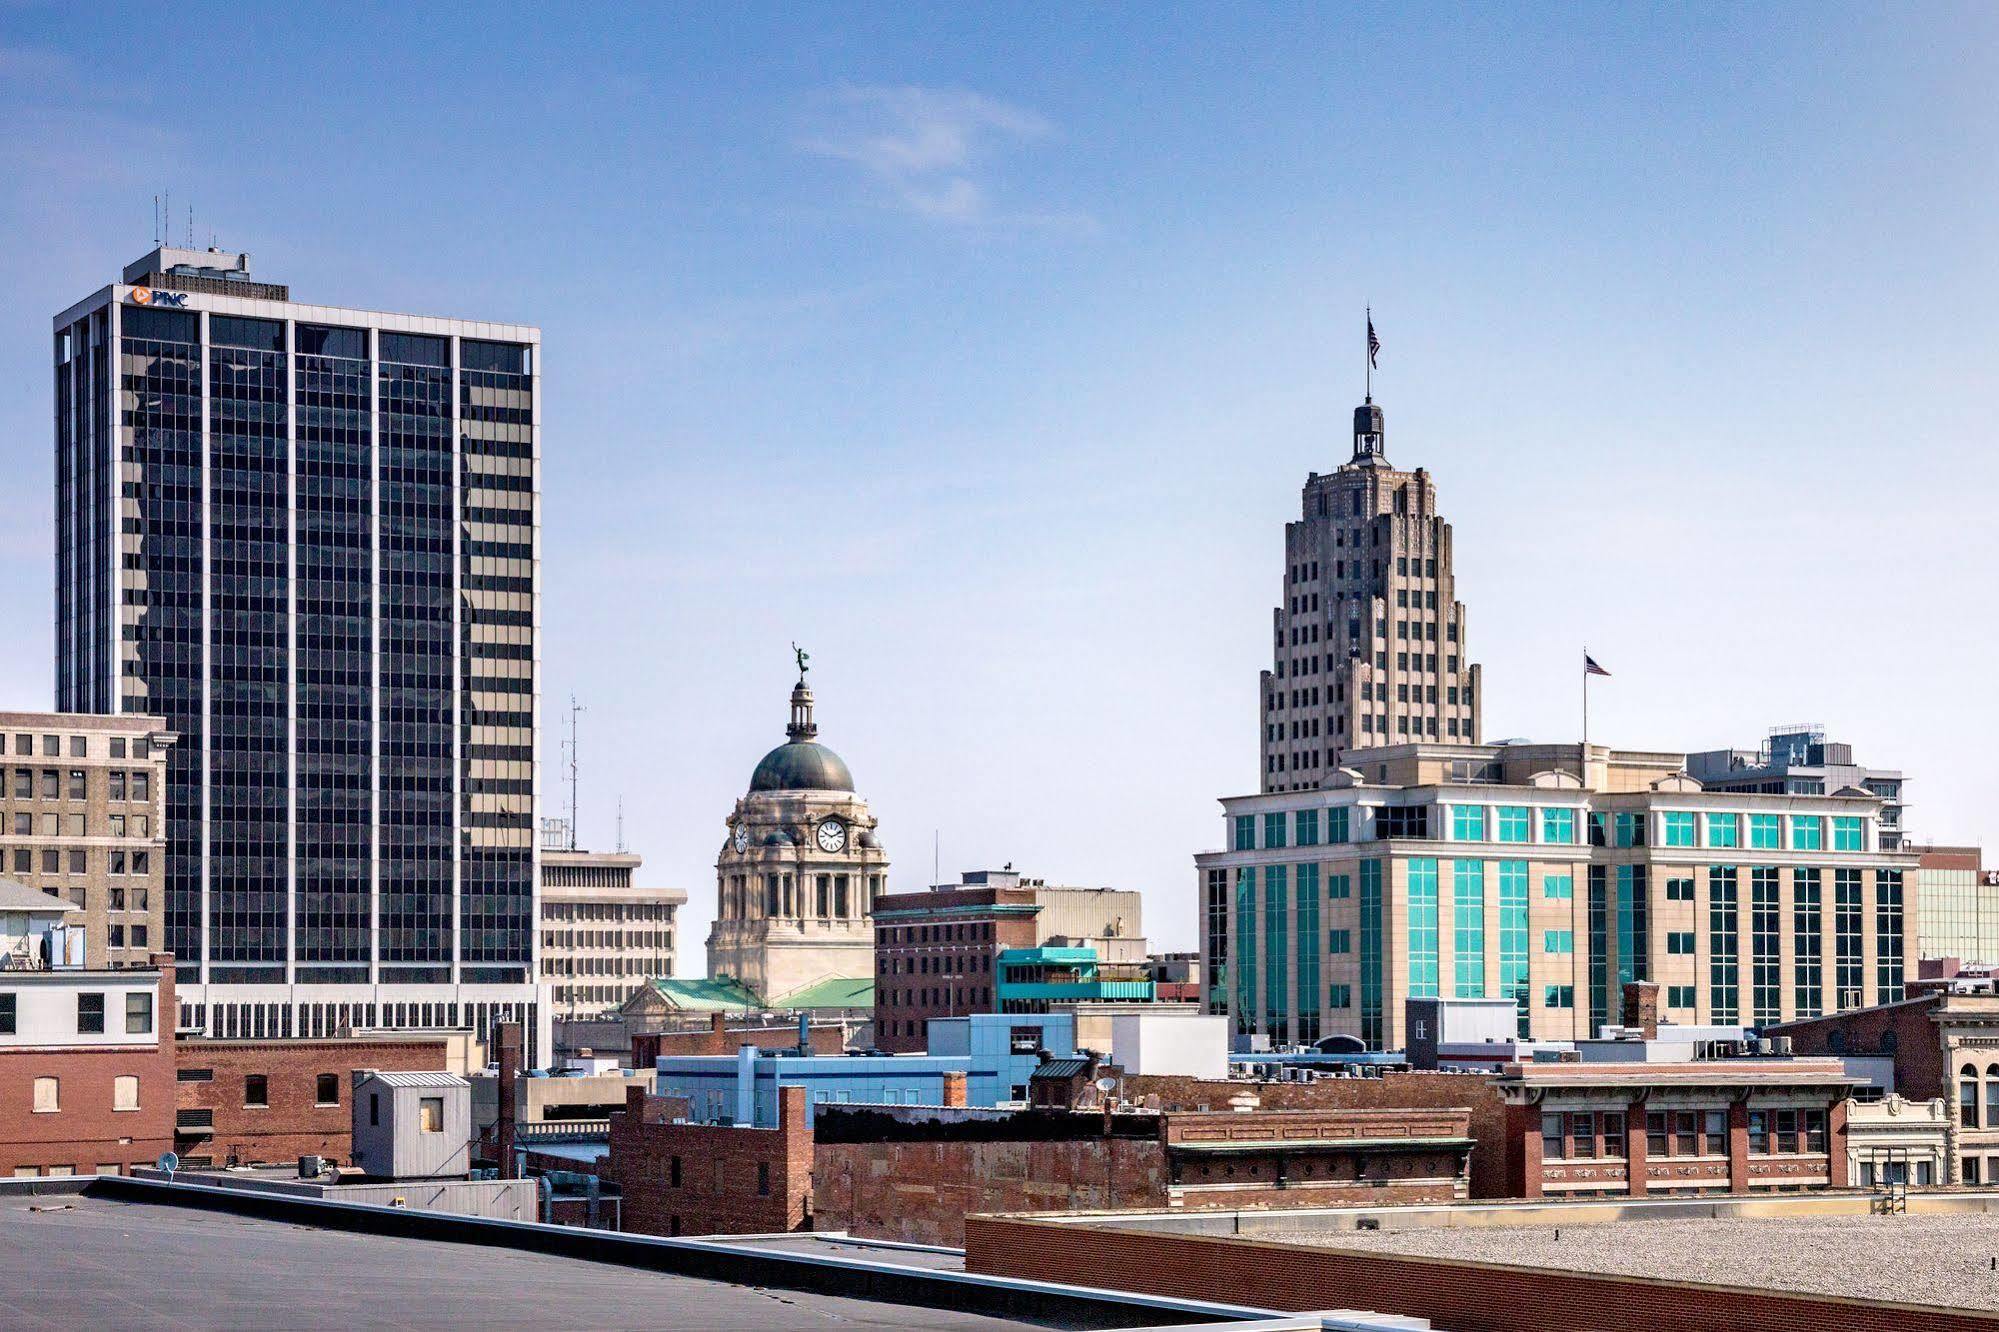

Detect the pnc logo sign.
[{"left": 127, "top": 287, "right": 188, "bottom": 308}]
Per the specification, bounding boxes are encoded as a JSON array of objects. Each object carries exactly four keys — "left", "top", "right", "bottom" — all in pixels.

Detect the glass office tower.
[{"left": 53, "top": 247, "right": 542, "bottom": 1056}]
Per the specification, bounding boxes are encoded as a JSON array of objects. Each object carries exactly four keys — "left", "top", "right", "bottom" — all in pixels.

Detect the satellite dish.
[
  {"left": 1094, "top": 1076, "right": 1118, "bottom": 1094},
  {"left": 156, "top": 1151, "right": 179, "bottom": 1179}
]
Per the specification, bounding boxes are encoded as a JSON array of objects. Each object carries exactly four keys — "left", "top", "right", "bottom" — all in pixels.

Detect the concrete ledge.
[{"left": 84, "top": 1174, "right": 1265, "bottom": 1328}]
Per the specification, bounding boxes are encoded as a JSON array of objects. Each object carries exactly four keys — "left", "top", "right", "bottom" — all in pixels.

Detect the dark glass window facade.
[
  {"left": 296, "top": 329, "right": 373, "bottom": 969},
  {"left": 379, "top": 344, "right": 455, "bottom": 967},
  {"left": 207, "top": 332, "right": 289, "bottom": 969}
]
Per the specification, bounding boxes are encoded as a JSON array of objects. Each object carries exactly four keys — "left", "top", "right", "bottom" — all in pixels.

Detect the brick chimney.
[
  {"left": 940, "top": 1070, "right": 967, "bottom": 1108},
  {"left": 1623, "top": 981, "right": 1661, "bottom": 1040},
  {"left": 494, "top": 1020, "right": 524, "bottom": 1179}
]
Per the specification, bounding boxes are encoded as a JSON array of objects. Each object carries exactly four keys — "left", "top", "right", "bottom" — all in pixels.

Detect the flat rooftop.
[
  {"left": 1268, "top": 1211, "right": 1999, "bottom": 1312},
  {"left": 0, "top": 1195, "right": 1072, "bottom": 1330}
]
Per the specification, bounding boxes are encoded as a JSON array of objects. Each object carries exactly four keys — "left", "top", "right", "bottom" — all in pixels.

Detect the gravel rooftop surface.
[{"left": 1268, "top": 1212, "right": 1999, "bottom": 1312}]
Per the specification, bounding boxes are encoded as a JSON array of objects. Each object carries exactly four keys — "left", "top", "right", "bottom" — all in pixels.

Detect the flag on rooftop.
[{"left": 1585, "top": 653, "right": 1611, "bottom": 677}]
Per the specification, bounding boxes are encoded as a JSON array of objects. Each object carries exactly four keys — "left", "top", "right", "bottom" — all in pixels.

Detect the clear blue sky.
[{"left": 3, "top": 5, "right": 1995, "bottom": 958}]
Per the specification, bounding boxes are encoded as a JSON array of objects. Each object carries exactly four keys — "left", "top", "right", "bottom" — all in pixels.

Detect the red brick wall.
[
  {"left": 814, "top": 1135, "right": 1172, "bottom": 1247},
  {"left": 964, "top": 1217, "right": 1992, "bottom": 1332},
  {"left": 0, "top": 964, "right": 174, "bottom": 1176},
  {"left": 174, "top": 1037, "right": 448, "bottom": 1168},
  {"left": 604, "top": 1084, "right": 813, "bottom": 1236},
  {"left": 1765, "top": 999, "right": 1945, "bottom": 1101},
  {"left": 632, "top": 1018, "right": 846, "bottom": 1064},
  {"left": 813, "top": 1106, "right": 1469, "bottom": 1248},
  {"left": 1127, "top": 1070, "right": 1508, "bottom": 1198}
]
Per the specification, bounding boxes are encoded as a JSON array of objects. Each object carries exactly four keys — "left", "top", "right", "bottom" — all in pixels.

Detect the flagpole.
[
  {"left": 1364, "top": 305, "right": 1372, "bottom": 403},
  {"left": 1581, "top": 646, "right": 1590, "bottom": 789}
]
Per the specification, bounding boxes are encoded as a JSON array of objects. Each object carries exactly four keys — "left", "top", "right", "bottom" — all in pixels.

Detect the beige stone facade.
[
  {"left": 0, "top": 711, "right": 173, "bottom": 970},
  {"left": 1201, "top": 740, "right": 1917, "bottom": 1051},
  {"left": 1261, "top": 401, "right": 1482, "bottom": 794},
  {"left": 705, "top": 679, "right": 884, "bottom": 1003},
  {"left": 538, "top": 842, "right": 687, "bottom": 1017}
]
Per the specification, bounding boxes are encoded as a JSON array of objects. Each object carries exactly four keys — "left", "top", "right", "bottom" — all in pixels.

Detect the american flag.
[
  {"left": 1367, "top": 317, "right": 1380, "bottom": 369},
  {"left": 1584, "top": 653, "right": 1611, "bottom": 677}
]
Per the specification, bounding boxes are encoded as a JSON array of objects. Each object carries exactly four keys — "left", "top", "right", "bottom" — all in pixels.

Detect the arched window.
[
  {"left": 1986, "top": 1063, "right": 1999, "bottom": 1129},
  {"left": 1962, "top": 1063, "right": 1982, "bottom": 1128}
]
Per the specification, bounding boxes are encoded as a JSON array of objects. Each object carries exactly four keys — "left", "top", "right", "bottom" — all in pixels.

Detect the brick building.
[
  {"left": 173, "top": 1035, "right": 451, "bottom": 1168},
  {"left": 0, "top": 711, "right": 172, "bottom": 970},
  {"left": 1767, "top": 977, "right": 1999, "bottom": 1184},
  {"left": 1124, "top": 1067, "right": 1510, "bottom": 1199},
  {"left": 1495, "top": 1055, "right": 1859, "bottom": 1198},
  {"left": 873, "top": 869, "right": 1149, "bottom": 1052},
  {"left": 0, "top": 947, "right": 174, "bottom": 1177},
  {"left": 601, "top": 1083, "right": 813, "bottom": 1237},
  {"left": 813, "top": 1096, "right": 1472, "bottom": 1247}
]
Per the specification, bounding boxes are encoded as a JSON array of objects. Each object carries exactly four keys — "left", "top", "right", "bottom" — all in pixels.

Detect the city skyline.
[{"left": 2, "top": 7, "right": 1996, "bottom": 961}]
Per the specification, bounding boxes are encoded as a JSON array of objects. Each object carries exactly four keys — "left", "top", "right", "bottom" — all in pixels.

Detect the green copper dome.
[{"left": 749, "top": 741, "right": 854, "bottom": 794}]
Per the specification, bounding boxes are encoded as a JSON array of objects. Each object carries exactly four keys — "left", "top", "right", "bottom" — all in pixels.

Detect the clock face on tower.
[
  {"left": 732, "top": 824, "right": 750, "bottom": 854},
  {"left": 815, "top": 818, "right": 848, "bottom": 853}
]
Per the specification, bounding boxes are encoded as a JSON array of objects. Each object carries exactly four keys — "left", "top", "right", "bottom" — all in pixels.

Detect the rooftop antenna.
[
  {"left": 615, "top": 795, "right": 626, "bottom": 854},
  {"left": 564, "top": 695, "right": 585, "bottom": 851},
  {"left": 186, "top": 203, "right": 193, "bottom": 248},
  {"left": 152, "top": 195, "right": 159, "bottom": 246}
]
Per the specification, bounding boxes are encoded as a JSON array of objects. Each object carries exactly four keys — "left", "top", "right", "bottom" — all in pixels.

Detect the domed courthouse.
[{"left": 704, "top": 671, "right": 887, "bottom": 1003}]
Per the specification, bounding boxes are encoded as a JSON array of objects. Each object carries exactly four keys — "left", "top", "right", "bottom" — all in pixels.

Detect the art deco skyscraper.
[
  {"left": 1259, "top": 399, "right": 1481, "bottom": 791},
  {"left": 53, "top": 246, "right": 543, "bottom": 1055}
]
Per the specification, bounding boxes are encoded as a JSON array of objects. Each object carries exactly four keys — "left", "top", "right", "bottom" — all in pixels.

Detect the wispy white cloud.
[{"left": 800, "top": 84, "right": 1088, "bottom": 229}]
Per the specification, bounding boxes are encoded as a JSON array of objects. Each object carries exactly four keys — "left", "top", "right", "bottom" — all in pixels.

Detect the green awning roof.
[
  {"left": 771, "top": 975, "right": 875, "bottom": 1011},
  {"left": 646, "top": 977, "right": 763, "bottom": 1012}
]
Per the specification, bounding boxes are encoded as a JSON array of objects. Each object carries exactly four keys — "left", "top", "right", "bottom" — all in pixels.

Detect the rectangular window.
[
  {"left": 1544, "top": 929, "right": 1574, "bottom": 954},
  {"left": 1749, "top": 814, "right": 1782, "bottom": 850},
  {"left": 1232, "top": 815, "right": 1255, "bottom": 851},
  {"left": 1542, "top": 1112, "right": 1567, "bottom": 1161},
  {"left": 1359, "top": 861, "right": 1385, "bottom": 1048},
  {"left": 1794, "top": 868, "right": 1823, "bottom": 1019},
  {"left": 1665, "top": 875, "right": 1695, "bottom": 902},
  {"left": 1790, "top": 816, "right": 1823, "bottom": 851},
  {"left": 1832, "top": 816, "right": 1865, "bottom": 852},
  {"left": 1295, "top": 863, "right": 1320, "bottom": 1044},
  {"left": 1453, "top": 860, "right": 1485, "bottom": 998},
  {"left": 1295, "top": 809, "right": 1320, "bottom": 847},
  {"left": 1750, "top": 866, "right": 1781, "bottom": 1025},
  {"left": 1498, "top": 861, "right": 1530, "bottom": 1036},
  {"left": 1877, "top": 870, "right": 1905, "bottom": 1003},
  {"left": 1835, "top": 868, "right": 1865, "bottom": 1010},
  {"left": 419, "top": 1096, "right": 444, "bottom": 1133},
  {"left": 316, "top": 1073, "right": 340, "bottom": 1106},
  {"left": 113, "top": 1075, "right": 139, "bottom": 1112},
  {"left": 1543, "top": 873, "right": 1573, "bottom": 901},
  {"left": 244, "top": 1075, "right": 268, "bottom": 1108},
  {"left": 1495, "top": 807, "right": 1531, "bottom": 844},
  {"left": 1234, "top": 868, "right": 1257, "bottom": 1036},
  {"left": 1327, "top": 806, "right": 1351, "bottom": 844},
  {"left": 1709, "top": 866, "right": 1740, "bottom": 1023},
  {"left": 1667, "top": 984, "right": 1697, "bottom": 1008},
  {"left": 0, "top": 994, "right": 12, "bottom": 1034},
  {"left": 33, "top": 1077, "right": 58, "bottom": 1113},
  {"left": 1540, "top": 808, "right": 1575, "bottom": 845},
  {"left": 1748, "top": 1110, "right": 1770, "bottom": 1155},
  {"left": 1328, "top": 928, "right": 1352, "bottom": 954},
  {"left": 1450, "top": 806, "right": 1487, "bottom": 842},
  {"left": 1661, "top": 812, "right": 1696, "bottom": 847},
  {"left": 1667, "top": 931, "right": 1696, "bottom": 955},
  {"left": 1327, "top": 984, "right": 1352, "bottom": 1009},
  {"left": 1263, "top": 864, "right": 1289, "bottom": 1035},
  {"left": 1327, "top": 873, "right": 1351, "bottom": 900},
  {"left": 1263, "top": 812, "right": 1288, "bottom": 850},
  {"left": 757, "top": 1161, "right": 771, "bottom": 1197},
  {"left": 1707, "top": 813, "right": 1740, "bottom": 849},
  {"left": 1614, "top": 812, "right": 1646, "bottom": 848},
  {"left": 1407, "top": 859, "right": 1440, "bottom": 999},
  {"left": 77, "top": 992, "right": 104, "bottom": 1034},
  {"left": 123, "top": 991, "right": 152, "bottom": 1035},
  {"left": 1543, "top": 984, "right": 1574, "bottom": 1008}
]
